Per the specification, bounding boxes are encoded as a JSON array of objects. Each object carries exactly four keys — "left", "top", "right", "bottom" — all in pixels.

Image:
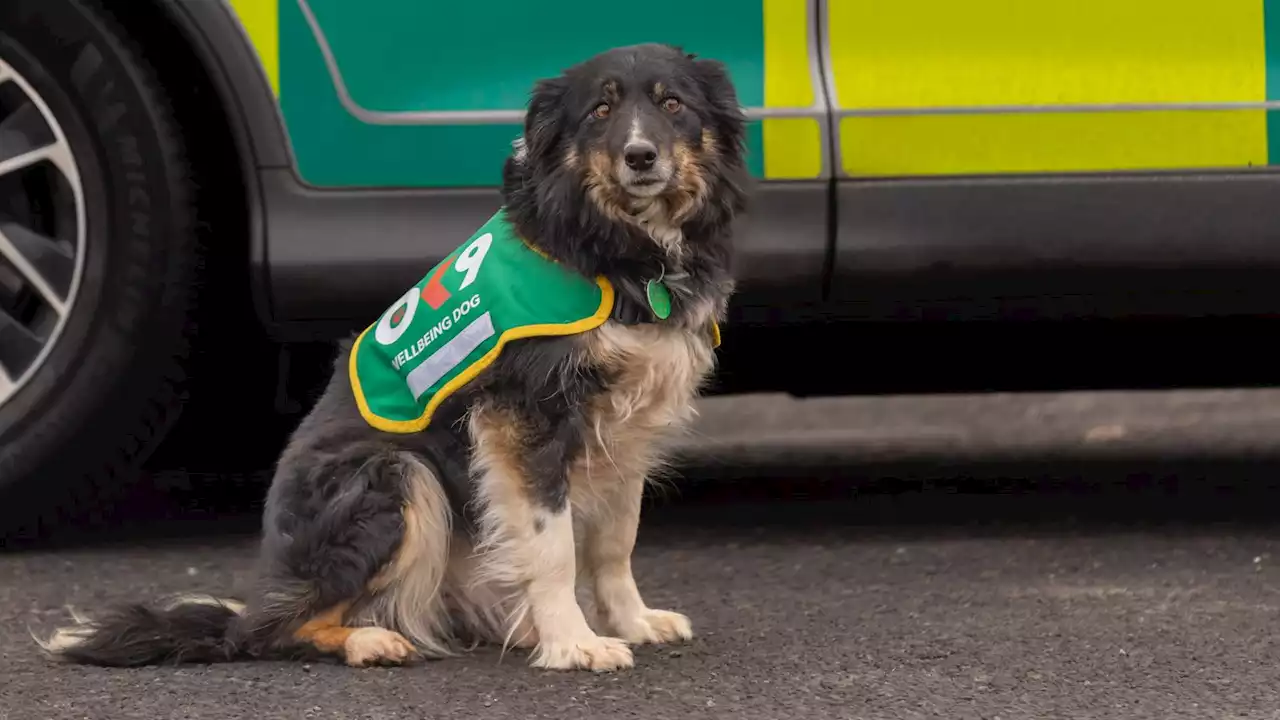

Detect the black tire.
[{"left": 0, "top": 0, "right": 200, "bottom": 539}]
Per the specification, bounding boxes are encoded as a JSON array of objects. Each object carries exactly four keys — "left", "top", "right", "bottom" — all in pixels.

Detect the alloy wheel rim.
[{"left": 0, "top": 55, "right": 87, "bottom": 412}]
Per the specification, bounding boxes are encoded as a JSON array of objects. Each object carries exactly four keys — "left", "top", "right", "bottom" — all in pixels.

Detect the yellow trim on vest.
[
  {"left": 228, "top": 0, "right": 280, "bottom": 96},
  {"left": 349, "top": 277, "right": 616, "bottom": 434},
  {"left": 762, "top": 0, "right": 821, "bottom": 179}
]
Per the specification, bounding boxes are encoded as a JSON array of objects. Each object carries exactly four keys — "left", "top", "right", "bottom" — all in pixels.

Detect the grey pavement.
[
  {"left": 682, "top": 390, "right": 1280, "bottom": 468},
  {"left": 4, "top": 472, "right": 1280, "bottom": 720}
]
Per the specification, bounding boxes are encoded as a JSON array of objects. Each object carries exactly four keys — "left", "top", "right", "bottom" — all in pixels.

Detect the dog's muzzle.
[{"left": 617, "top": 140, "right": 673, "bottom": 198}]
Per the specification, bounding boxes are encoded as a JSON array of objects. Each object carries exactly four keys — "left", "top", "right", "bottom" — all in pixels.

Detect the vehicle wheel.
[{"left": 0, "top": 0, "right": 201, "bottom": 538}]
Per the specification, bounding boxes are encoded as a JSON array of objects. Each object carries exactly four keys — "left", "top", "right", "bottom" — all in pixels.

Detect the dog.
[{"left": 36, "top": 42, "right": 748, "bottom": 672}]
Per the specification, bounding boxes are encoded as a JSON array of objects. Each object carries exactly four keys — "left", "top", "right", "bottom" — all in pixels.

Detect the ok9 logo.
[{"left": 374, "top": 232, "right": 493, "bottom": 346}]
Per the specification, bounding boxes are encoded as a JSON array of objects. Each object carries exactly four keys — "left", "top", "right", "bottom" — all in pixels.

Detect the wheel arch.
[{"left": 109, "top": 0, "right": 291, "bottom": 328}]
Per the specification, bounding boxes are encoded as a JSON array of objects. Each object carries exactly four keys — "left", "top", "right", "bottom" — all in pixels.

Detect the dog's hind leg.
[
  {"left": 350, "top": 452, "right": 456, "bottom": 658},
  {"left": 256, "top": 446, "right": 452, "bottom": 667},
  {"left": 469, "top": 407, "right": 633, "bottom": 672},
  {"left": 33, "top": 446, "right": 448, "bottom": 668},
  {"left": 291, "top": 603, "right": 416, "bottom": 667}
]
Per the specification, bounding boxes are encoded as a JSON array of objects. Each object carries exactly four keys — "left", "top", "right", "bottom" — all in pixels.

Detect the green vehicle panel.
[{"left": 229, "top": 0, "right": 827, "bottom": 188}]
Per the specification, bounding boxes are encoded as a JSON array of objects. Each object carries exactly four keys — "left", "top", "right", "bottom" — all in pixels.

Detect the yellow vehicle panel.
[{"left": 826, "top": 0, "right": 1277, "bottom": 176}]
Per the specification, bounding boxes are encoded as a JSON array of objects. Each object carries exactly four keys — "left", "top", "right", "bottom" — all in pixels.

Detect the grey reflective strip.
[{"left": 406, "top": 311, "right": 496, "bottom": 400}]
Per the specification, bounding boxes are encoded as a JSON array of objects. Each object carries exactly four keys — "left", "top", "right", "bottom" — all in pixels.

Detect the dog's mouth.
[{"left": 616, "top": 163, "right": 674, "bottom": 198}]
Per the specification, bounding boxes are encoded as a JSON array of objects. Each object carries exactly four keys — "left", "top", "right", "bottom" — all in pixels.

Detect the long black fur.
[{"left": 41, "top": 43, "right": 747, "bottom": 667}]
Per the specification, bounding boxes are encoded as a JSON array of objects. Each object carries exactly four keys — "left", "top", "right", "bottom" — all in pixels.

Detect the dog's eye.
[
  {"left": 592, "top": 103, "right": 611, "bottom": 119},
  {"left": 661, "top": 97, "right": 682, "bottom": 113}
]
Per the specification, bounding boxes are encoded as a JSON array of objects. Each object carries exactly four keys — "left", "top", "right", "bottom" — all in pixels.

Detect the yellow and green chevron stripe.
[{"left": 827, "top": 0, "right": 1280, "bottom": 176}]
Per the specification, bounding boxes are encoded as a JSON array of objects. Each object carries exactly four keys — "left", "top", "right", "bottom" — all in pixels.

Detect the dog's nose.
[{"left": 624, "top": 141, "right": 658, "bottom": 171}]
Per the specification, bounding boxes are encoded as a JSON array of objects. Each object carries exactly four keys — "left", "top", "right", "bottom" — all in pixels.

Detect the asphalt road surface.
[{"left": 5, "top": 466, "right": 1280, "bottom": 720}]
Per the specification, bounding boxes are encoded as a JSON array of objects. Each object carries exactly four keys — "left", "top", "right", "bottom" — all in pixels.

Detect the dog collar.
[{"left": 610, "top": 277, "right": 670, "bottom": 325}]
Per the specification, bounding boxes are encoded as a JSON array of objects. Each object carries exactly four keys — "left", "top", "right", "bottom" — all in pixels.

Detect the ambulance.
[{"left": 1, "top": 0, "right": 1273, "bottom": 522}]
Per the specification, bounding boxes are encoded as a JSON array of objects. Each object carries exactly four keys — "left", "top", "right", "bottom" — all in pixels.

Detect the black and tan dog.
[{"left": 37, "top": 43, "right": 748, "bottom": 672}]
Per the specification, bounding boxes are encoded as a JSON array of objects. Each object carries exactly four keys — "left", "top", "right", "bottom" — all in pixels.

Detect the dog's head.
[{"left": 504, "top": 44, "right": 748, "bottom": 271}]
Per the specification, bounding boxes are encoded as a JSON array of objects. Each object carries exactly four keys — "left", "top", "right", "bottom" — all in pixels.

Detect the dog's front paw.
[
  {"left": 532, "top": 635, "right": 634, "bottom": 672},
  {"left": 613, "top": 609, "right": 693, "bottom": 645}
]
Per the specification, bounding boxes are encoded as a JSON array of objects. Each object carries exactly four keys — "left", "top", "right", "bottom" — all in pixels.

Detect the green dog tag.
[{"left": 646, "top": 279, "right": 671, "bottom": 320}]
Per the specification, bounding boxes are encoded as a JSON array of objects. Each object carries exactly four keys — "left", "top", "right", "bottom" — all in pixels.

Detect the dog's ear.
[
  {"left": 691, "top": 58, "right": 746, "bottom": 155},
  {"left": 524, "top": 76, "right": 570, "bottom": 166}
]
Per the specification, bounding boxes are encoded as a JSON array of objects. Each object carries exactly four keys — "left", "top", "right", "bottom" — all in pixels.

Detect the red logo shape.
[{"left": 421, "top": 252, "right": 458, "bottom": 310}]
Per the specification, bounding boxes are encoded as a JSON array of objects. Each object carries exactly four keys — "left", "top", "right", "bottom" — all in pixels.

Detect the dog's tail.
[{"left": 34, "top": 594, "right": 255, "bottom": 666}]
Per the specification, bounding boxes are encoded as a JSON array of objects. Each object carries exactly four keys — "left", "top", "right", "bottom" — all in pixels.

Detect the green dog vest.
[
  {"left": 350, "top": 209, "right": 722, "bottom": 434},
  {"left": 349, "top": 209, "right": 617, "bottom": 433}
]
